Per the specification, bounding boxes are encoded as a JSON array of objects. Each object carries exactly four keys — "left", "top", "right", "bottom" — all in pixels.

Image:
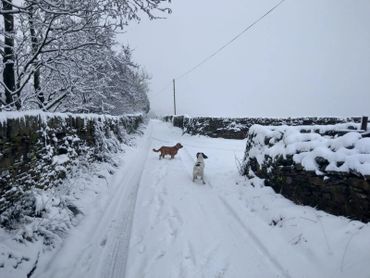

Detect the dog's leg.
[{"left": 201, "top": 175, "right": 206, "bottom": 184}]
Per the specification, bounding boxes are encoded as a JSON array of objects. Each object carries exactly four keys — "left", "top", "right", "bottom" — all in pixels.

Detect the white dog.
[{"left": 192, "top": 152, "right": 208, "bottom": 184}]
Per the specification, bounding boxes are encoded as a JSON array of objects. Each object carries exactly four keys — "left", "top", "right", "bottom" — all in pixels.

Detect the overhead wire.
[
  {"left": 154, "top": 81, "right": 173, "bottom": 95},
  {"left": 153, "top": 0, "right": 287, "bottom": 95},
  {"left": 175, "top": 0, "right": 286, "bottom": 81}
]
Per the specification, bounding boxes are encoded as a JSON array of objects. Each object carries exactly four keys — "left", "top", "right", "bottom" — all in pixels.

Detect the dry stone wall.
[
  {"left": 0, "top": 111, "right": 143, "bottom": 224},
  {"left": 242, "top": 124, "right": 370, "bottom": 222},
  {"left": 163, "top": 115, "right": 361, "bottom": 139}
]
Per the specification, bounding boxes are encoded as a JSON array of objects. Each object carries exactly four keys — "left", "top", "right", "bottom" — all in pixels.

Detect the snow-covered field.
[{"left": 1, "top": 119, "right": 370, "bottom": 278}]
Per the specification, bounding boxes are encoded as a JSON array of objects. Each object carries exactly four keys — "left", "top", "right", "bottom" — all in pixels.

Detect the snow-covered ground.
[{"left": 1, "top": 119, "right": 370, "bottom": 278}]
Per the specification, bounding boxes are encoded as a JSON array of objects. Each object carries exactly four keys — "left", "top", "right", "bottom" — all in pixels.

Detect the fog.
[{"left": 118, "top": 0, "right": 370, "bottom": 118}]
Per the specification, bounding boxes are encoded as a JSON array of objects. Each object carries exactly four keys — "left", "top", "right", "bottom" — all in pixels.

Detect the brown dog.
[{"left": 153, "top": 143, "right": 183, "bottom": 159}]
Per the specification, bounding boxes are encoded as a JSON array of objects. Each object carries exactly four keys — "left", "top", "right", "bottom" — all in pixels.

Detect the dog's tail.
[{"left": 153, "top": 148, "right": 160, "bottom": 152}]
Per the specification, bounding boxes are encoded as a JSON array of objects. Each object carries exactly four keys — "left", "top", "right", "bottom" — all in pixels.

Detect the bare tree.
[
  {"left": 1, "top": 0, "right": 17, "bottom": 107},
  {"left": 0, "top": 0, "right": 170, "bottom": 111}
]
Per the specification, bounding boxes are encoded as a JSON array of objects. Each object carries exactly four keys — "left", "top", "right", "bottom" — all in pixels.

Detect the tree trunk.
[
  {"left": 28, "top": 5, "right": 44, "bottom": 108},
  {"left": 2, "top": 0, "right": 16, "bottom": 107}
]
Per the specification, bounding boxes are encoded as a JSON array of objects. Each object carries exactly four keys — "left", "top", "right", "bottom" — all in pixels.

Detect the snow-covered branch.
[{"left": 0, "top": 0, "right": 170, "bottom": 111}]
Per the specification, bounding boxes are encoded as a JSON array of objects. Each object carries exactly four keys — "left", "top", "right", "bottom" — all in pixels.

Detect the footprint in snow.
[
  {"left": 100, "top": 237, "right": 107, "bottom": 247},
  {"left": 138, "top": 244, "right": 146, "bottom": 254}
]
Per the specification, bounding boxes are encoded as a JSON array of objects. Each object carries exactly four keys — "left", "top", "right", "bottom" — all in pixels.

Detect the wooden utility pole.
[{"left": 173, "top": 78, "right": 177, "bottom": 115}]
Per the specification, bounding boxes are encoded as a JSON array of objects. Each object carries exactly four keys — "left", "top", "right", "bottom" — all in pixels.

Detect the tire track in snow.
[
  {"left": 179, "top": 147, "right": 195, "bottom": 176},
  {"left": 105, "top": 143, "right": 151, "bottom": 278},
  {"left": 80, "top": 123, "right": 153, "bottom": 278},
  {"left": 105, "top": 124, "right": 155, "bottom": 278},
  {"left": 175, "top": 134, "right": 288, "bottom": 277},
  {"left": 218, "top": 196, "right": 292, "bottom": 278},
  {"left": 37, "top": 122, "right": 154, "bottom": 278}
]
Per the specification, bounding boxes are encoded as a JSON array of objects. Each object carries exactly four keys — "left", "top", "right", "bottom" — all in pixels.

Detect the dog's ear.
[
  {"left": 202, "top": 153, "right": 208, "bottom": 159},
  {"left": 196, "top": 152, "right": 200, "bottom": 158}
]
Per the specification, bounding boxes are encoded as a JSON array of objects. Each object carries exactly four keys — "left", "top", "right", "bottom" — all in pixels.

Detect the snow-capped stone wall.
[
  {"left": 163, "top": 115, "right": 361, "bottom": 139},
  {"left": 242, "top": 123, "right": 370, "bottom": 222},
  {"left": 0, "top": 111, "right": 143, "bottom": 226}
]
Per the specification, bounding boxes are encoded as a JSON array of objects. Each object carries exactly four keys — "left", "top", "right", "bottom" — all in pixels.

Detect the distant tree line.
[{"left": 0, "top": 0, "right": 170, "bottom": 114}]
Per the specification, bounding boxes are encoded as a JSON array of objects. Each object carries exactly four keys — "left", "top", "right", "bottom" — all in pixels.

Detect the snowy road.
[
  {"left": 127, "top": 122, "right": 291, "bottom": 278},
  {"left": 35, "top": 120, "right": 370, "bottom": 278}
]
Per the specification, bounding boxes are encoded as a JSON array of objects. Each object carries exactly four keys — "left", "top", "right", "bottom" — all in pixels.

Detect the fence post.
[{"left": 361, "top": 116, "right": 368, "bottom": 131}]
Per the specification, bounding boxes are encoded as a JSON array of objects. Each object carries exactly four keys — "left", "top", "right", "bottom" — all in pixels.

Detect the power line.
[
  {"left": 154, "top": 81, "right": 173, "bottom": 95},
  {"left": 175, "top": 0, "right": 286, "bottom": 81},
  {"left": 153, "top": 0, "right": 286, "bottom": 96}
]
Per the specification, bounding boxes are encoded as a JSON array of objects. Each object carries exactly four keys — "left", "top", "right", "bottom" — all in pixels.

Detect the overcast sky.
[{"left": 118, "top": 0, "right": 370, "bottom": 118}]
